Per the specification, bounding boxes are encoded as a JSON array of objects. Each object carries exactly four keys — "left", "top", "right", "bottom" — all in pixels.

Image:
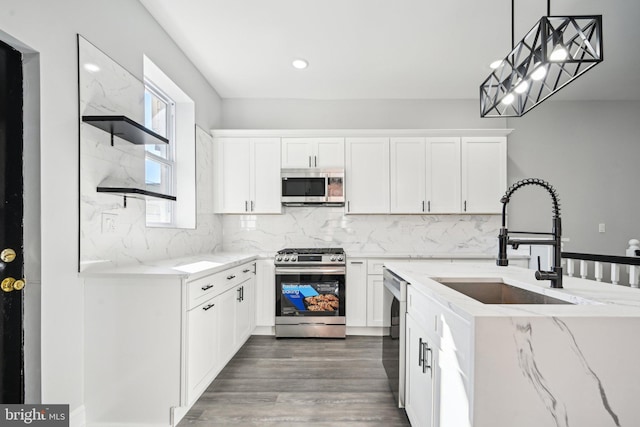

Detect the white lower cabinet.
[
  {"left": 84, "top": 259, "right": 257, "bottom": 427},
  {"left": 405, "top": 284, "right": 472, "bottom": 427},
  {"left": 346, "top": 259, "right": 368, "bottom": 327},
  {"left": 366, "top": 274, "right": 391, "bottom": 327},
  {"left": 186, "top": 297, "right": 218, "bottom": 404},
  {"left": 255, "top": 259, "right": 275, "bottom": 330},
  {"left": 405, "top": 313, "right": 437, "bottom": 427}
]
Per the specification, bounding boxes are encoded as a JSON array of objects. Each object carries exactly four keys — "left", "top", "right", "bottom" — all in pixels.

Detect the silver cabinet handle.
[
  {"left": 350, "top": 261, "right": 364, "bottom": 265},
  {"left": 464, "top": 200, "right": 467, "bottom": 212},
  {"left": 422, "top": 201, "right": 425, "bottom": 212},
  {"left": 418, "top": 338, "right": 424, "bottom": 367},
  {"left": 428, "top": 201, "right": 431, "bottom": 212},
  {"left": 245, "top": 201, "right": 248, "bottom": 212},
  {"left": 347, "top": 201, "right": 350, "bottom": 212},
  {"left": 314, "top": 155, "right": 317, "bottom": 167},
  {"left": 227, "top": 275, "right": 236, "bottom": 280},
  {"left": 201, "top": 284, "right": 214, "bottom": 291},
  {"left": 250, "top": 200, "right": 254, "bottom": 211},
  {"left": 203, "top": 303, "right": 215, "bottom": 311},
  {"left": 309, "top": 156, "right": 312, "bottom": 167},
  {"left": 242, "top": 269, "right": 251, "bottom": 273}
]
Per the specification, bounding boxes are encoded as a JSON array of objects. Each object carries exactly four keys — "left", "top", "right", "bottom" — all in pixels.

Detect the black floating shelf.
[
  {"left": 97, "top": 184, "right": 176, "bottom": 208},
  {"left": 82, "top": 115, "right": 169, "bottom": 146}
]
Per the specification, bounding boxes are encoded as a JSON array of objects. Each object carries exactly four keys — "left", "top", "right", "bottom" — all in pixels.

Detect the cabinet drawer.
[
  {"left": 187, "top": 262, "right": 255, "bottom": 309},
  {"left": 368, "top": 259, "right": 408, "bottom": 274},
  {"left": 407, "top": 285, "right": 442, "bottom": 339}
]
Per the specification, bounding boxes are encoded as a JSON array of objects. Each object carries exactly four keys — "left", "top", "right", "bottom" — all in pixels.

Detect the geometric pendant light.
[{"left": 480, "top": 0, "right": 602, "bottom": 118}]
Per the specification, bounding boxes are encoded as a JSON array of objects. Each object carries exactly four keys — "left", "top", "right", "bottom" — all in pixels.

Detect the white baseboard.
[
  {"left": 253, "top": 325, "right": 275, "bottom": 335},
  {"left": 346, "top": 326, "right": 389, "bottom": 336}
]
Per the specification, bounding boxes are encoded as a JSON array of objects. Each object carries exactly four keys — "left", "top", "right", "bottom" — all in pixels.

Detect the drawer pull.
[
  {"left": 201, "top": 284, "right": 214, "bottom": 291},
  {"left": 227, "top": 274, "right": 236, "bottom": 280},
  {"left": 242, "top": 269, "right": 251, "bottom": 273},
  {"left": 203, "top": 303, "right": 215, "bottom": 311}
]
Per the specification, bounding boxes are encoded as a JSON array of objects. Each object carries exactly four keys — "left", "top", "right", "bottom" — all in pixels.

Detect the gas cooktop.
[{"left": 276, "top": 248, "right": 344, "bottom": 255}]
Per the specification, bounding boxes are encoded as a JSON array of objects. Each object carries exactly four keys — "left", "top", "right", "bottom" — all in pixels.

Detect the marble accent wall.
[
  {"left": 221, "top": 206, "right": 501, "bottom": 254},
  {"left": 78, "top": 36, "right": 221, "bottom": 270}
]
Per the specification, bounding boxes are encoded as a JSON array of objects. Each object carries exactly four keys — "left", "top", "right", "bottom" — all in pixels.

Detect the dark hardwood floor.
[{"left": 179, "top": 335, "right": 411, "bottom": 426}]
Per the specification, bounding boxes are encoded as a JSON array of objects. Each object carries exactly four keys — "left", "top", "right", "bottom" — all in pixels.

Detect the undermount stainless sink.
[{"left": 435, "top": 278, "right": 574, "bottom": 305}]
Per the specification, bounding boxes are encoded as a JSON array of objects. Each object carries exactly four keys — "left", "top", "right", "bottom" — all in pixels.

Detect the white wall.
[
  {"left": 505, "top": 101, "right": 640, "bottom": 255},
  {"left": 222, "top": 98, "right": 507, "bottom": 129},
  {"left": 0, "top": 0, "right": 222, "bottom": 423}
]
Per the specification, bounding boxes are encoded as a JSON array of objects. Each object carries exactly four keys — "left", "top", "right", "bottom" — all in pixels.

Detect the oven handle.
[{"left": 275, "top": 267, "right": 346, "bottom": 275}]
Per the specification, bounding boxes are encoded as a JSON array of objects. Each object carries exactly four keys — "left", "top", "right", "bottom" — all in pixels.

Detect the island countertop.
[
  {"left": 386, "top": 260, "right": 640, "bottom": 427},
  {"left": 384, "top": 260, "right": 640, "bottom": 320}
]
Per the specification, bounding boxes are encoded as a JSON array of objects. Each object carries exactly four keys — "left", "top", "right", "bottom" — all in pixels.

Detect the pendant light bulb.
[
  {"left": 549, "top": 46, "right": 569, "bottom": 61},
  {"left": 531, "top": 66, "right": 547, "bottom": 81},
  {"left": 501, "top": 93, "right": 515, "bottom": 105},
  {"left": 514, "top": 80, "right": 529, "bottom": 94},
  {"left": 490, "top": 59, "right": 503, "bottom": 69}
]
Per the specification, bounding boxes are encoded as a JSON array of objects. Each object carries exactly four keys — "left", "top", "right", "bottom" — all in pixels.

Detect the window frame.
[{"left": 144, "top": 79, "right": 177, "bottom": 227}]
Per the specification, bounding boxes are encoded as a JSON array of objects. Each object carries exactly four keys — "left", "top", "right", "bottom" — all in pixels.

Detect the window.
[
  {"left": 144, "top": 81, "right": 176, "bottom": 225},
  {"left": 143, "top": 56, "right": 196, "bottom": 229}
]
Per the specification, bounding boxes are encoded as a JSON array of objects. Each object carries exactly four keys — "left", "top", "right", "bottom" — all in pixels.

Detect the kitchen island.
[{"left": 385, "top": 261, "right": 640, "bottom": 427}]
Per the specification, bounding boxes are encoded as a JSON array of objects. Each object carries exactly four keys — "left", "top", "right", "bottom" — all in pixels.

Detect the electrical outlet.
[
  {"left": 102, "top": 213, "right": 117, "bottom": 234},
  {"left": 598, "top": 223, "right": 606, "bottom": 233}
]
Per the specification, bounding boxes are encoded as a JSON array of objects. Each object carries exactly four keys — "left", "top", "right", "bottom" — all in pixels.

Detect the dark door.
[{"left": 0, "top": 38, "right": 25, "bottom": 403}]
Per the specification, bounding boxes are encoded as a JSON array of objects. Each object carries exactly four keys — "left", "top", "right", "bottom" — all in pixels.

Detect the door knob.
[
  {"left": 1, "top": 277, "right": 25, "bottom": 292},
  {"left": 1, "top": 248, "right": 16, "bottom": 263}
]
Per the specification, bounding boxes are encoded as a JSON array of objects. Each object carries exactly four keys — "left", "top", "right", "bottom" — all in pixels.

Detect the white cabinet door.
[
  {"left": 235, "top": 279, "right": 253, "bottom": 345},
  {"left": 282, "top": 137, "right": 344, "bottom": 168},
  {"left": 427, "top": 137, "right": 462, "bottom": 213},
  {"left": 255, "top": 259, "right": 275, "bottom": 328},
  {"left": 366, "top": 275, "right": 391, "bottom": 327},
  {"left": 390, "top": 137, "right": 426, "bottom": 213},
  {"left": 215, "top": 137, "right": 251, "bottom": 213},
  {"left": 405, "top": 313, "right": 436, "bottom": 427},
  {"left": 346, "top": 259, "right": 367, "bottom": 327},
  {"left": 345, "top": 137, "right": 390, "bottom": 213},
  {"left": 186, "top": 297, "right": 218, "bottom": 404},
  {"left": 315, "top": 137, "right": 345, "bottom": 168},
  {"left": 281, "top": 138, "right": 314, "bottom": 168},
  {"left": 215, "top": 137, "right": 281, "bottom": 213},
  {"left": 251, "top": 138, "right": 281, "bottom": 213},
  {"left": 461, "top": 137, "right": 507, "bottom": 214},
  {"left": 216, "top": 286, "right": 237, "bottom": 366}
]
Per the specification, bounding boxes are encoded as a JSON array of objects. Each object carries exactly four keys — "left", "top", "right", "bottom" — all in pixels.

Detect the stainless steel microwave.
[{"left": 281, "top": 168, "right": 345, "bottom": 206}]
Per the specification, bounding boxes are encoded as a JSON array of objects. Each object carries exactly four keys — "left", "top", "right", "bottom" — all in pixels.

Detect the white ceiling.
[{"left": 139, "top": 0, "right": 640, "bottom": 101}]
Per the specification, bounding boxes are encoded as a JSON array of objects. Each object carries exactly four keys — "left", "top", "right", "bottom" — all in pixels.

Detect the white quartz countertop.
[
  {"left": 385, "top": 261, "right": 640, "bottom": 320},
  {"left": 79, "top": 252, "right": 258, "bottom": 279},
  {"left": 348, "top": 251, "right": 529, "bottom": 260}
]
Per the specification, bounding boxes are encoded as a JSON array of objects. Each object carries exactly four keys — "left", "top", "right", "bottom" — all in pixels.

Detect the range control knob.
[
  {"left": 284, "top": 257, "right": 290, "bottom": 261},
  {"left": 337, "top": 256, "right": 344, "bottom": 261},
  {"left": 276, "top": 256, "right": 282, "bottom": 262},
  {"left": 330, "top": 256, "right": 336, "bottom": 261},
  {"left": 291, "top": 256, "right": 297, "bottom": 262}
]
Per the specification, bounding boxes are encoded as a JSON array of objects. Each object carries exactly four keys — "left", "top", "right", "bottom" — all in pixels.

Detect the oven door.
[{"left": 275, "top": 266, "right": 346, "bottom": 324}]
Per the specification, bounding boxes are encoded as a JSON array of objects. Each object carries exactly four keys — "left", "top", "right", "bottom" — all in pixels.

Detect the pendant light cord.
[{"left": 512, "top": 0, "right": 552, "bottom": 48}]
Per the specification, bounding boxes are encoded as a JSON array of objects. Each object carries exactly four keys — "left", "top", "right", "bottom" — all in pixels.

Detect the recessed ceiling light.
[{"left": 292, "top": 59, "right": 308, "bottom": 69}]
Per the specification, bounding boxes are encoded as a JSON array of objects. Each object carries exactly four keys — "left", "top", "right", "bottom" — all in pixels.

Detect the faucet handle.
[{"left": 537, "top": 256, "right": 541, "bottom": 271}]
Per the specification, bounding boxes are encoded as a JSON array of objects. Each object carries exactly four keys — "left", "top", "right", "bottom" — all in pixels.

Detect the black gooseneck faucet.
[{"left": 497, "top": 178, "right": 563, "bottom": 288}]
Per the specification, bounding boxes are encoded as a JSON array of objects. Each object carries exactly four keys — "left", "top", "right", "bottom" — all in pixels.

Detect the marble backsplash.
[
  {"left": 78, "top": 36, "right": 222, "bottom": 271},
  {"left": 221, "top": 207, "right": 501, "bottom": 255}
]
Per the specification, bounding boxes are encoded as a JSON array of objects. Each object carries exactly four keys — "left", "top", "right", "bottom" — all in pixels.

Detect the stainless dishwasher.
[{"left": 382, "top": 267, "right": 408, "bottom": 408}]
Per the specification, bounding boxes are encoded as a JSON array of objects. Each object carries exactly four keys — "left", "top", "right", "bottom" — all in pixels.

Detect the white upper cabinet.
[
  {"left": 345, "top": 137, "right": 390, "bottom": 213},
  {"left": 281, "top": 137, "right": 344, "bottom": 168},
  {"left": 461, "top": 137, "right": 507, "bottom": 214},
  {"left": 214, "top": 137, "right": 281, "bottom": 214},
  {"left": 390, "top": 137, "right": 461, "bottom": 213},
  {"left": 427, "top": 137, "right": 462, "bottom": 213}
]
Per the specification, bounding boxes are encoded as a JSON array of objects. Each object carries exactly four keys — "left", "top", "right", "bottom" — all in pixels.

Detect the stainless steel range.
[{"left": 275, "top": 248, "right": 346, "bottom": 338}]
